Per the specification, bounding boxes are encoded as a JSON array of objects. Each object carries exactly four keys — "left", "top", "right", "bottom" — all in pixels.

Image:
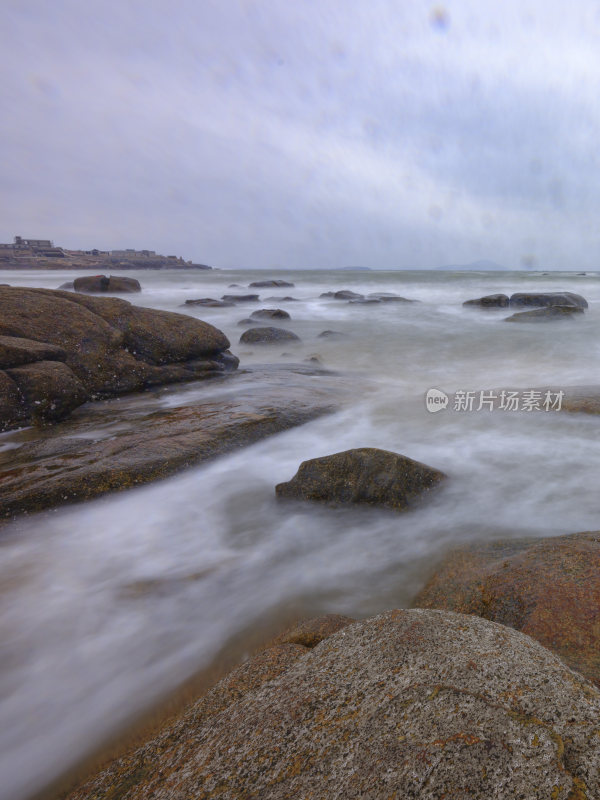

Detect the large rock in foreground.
[
  {"left": 0, "top": 287, "right": 237, "bottom": 430},
  {"left": 414, "top": 530, "right": 600, "bottom": 687},
  {"left": 64, "top": 609, "right": 600, "bottom": 800},
  {"left": 276, "top": 447, "right": 446, "bottom": 511}
]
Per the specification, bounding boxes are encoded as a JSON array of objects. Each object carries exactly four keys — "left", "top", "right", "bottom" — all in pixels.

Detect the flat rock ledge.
[
  {"left": 62, "top": 609, "right": 600, "bottom": 800},
  {"left": 0, "top": 365, "right": 347, "bottom": 518}
]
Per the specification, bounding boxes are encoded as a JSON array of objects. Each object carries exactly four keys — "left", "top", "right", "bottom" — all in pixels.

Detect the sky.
[{"left": 1, "top": 0, "right": 600, "bottom": 269}]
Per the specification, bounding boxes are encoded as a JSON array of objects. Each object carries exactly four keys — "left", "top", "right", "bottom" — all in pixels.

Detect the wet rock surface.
[
  {"left": 413, "top": 530, "right": 600, "bottom": 686},
  {"left": 509, "top": 291, "right": 588, "bottom": 308},
  {"left": 62, "top": 609, "right": 600, "bottom": 800},
  {"left": 182, "top": 298, "right": 235, "bottom": 307},
  {"left": 73, "top": 275, "right": 142, "bottom": 293},
  {"left": 0, "top": 365, "right": 347, "bottom": 518},
  {"left": 0, "top": 335, "right": 67, "bottom": 368},
  {"left": 250, "top": 308, "right": 291, "bottom": 320},
  {"left": 239, "top": 327, "right": 301, "bottom": 344},
  {"left": 221, "top": 293, "right": 259, "bottom": 303},
  {"left": 276, "top": 447, "right": 446, "bottom": 511},
  {"left": 463, "top": 293, "right": 510, "bottom": 308},
  {"left": 505, "top": 306, "right": 584, "bottom": 322},
  {"left": 320, "top": 289, "right": 364, "bottom": 300},
  {"left": 0, "top": 287, "right": 236, "bottom": 430},
  {"left": 367, "top": 292, "right": 416, "bottom": 303},
  {"left": 248, "top": 279, "right": 294, "bottom": 288},
  {"left": 5, "top": 360, "right": 88, "bottom": 423}
]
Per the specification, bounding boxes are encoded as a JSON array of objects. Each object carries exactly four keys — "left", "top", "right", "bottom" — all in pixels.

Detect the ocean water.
[{"left": 2, "top": 267, "right": 600, "bottom": 799}]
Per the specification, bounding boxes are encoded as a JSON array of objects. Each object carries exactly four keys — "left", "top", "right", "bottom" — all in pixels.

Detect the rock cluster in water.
[
  {"left": 463, "top": 291, "right": 588, "bottom": 321},
  {"left": 0, "top": 286, "right": 238, "bottom": 430}
]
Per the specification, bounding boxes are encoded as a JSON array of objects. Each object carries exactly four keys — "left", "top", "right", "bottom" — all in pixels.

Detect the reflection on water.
[{"left": 1, "top": 268, "right": 600, "bottom": 800}]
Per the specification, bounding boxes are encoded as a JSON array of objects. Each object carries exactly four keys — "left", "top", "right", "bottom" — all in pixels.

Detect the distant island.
[{"left": 0, "top": 236, "right": 212, "bottom": 270}]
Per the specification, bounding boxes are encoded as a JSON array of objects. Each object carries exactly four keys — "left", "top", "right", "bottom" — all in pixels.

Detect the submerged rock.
[
  {"left": 250, "top": 308, "right": 291, "bottom": 320},
  {"left": 57, "top": 280, "right": 74, "bottom": 290},
  {"left": 221, "top": 293, "right": 259, "bottom": 303},
  {"left": 182, "top": 298, "right": 234, "bottom": 307},
  {"left": 509, "top": 291, "right": 588, "bottom": 308},
  {"left": 239, "top": 327, "right": 301, "bottom": 344},
  {"left": 318, "top": 329, "right": 346, "bottom": 338},
  {"left": 505, "top": 306, "right": 584, "bottom": 322},
  {"left": 73, "top": 274, "right": 142, "bottom": 293},
  {"left": 264, "top": 295, "right": 298, "bottom": 302},
  {"left": 463, "top": 293, "right": 510, "bottom": 308},
  {"left": 413, "top": 530, "right": 600, "bottom": 687},
  {"left": 349, "top": 297, "right": 381, "bottom": 304},
  {"left": 64, "top": 609, "right": 600, "bottom": 800},
  {"left": 276, "top": 447, "right": 446, "bottom": 511},
  {"left": 249, "top": 279, "right": 295, "bottom": 288},
  {"left": 320, "top": 289, "right": 364, "bottom": 300},
  {"left": 367, "top": 292, "right": 417, "bottom": 303}
]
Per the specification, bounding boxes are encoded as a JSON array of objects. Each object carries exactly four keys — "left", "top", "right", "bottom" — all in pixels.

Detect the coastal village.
[{"left": 0, "top": 235, "right": 211, "bottom": 269}]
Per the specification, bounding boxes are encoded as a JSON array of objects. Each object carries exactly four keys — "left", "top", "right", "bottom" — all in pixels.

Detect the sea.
[{"left": 2, "top": 267, "right": 600, "bottom": 800}]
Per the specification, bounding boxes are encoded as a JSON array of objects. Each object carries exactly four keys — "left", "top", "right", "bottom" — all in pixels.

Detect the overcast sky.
[{"left": 1, "top": 0, "right": 600, "bottom": 269}]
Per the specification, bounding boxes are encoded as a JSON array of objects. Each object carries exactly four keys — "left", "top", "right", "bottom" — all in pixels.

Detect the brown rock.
[
  {"left": 0, "top": 371, "right": 28, "bottom": 430},
  {"left": 276, "top": 447, "right": 446, "bottom": 511},
  {"left": 62, "top": 609, "right": 600, "bottom": 800},
  {"left": 0, "top": 287, "right": 236, "bottom": 428},
  {"left": 6, "top": 361, "right": 88, "bottom": 423},
  {"left": 73, "top": 274, "right": 142, "bottom": 293},
  {"left": 413, "top": 531, "right": 600, "bottom": 686},
  {"left": 239, "top": 327, "right": 301, "bottom": 344},
  {"left": 0, "top": 335, "right": 67, "bottom": 368}
]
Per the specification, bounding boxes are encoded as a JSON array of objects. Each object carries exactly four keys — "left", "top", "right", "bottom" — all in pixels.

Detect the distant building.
[
  {"left": 14, "top": 236, "right": 54, "bottom": 248},
  {"left": 111, "top": 248, "right": 156, "bottom": 258}
]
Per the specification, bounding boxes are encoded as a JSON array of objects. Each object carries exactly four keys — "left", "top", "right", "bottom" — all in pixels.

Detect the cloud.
[{"left": 1, "top": 0, "right": 600, "bottom": 267}]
